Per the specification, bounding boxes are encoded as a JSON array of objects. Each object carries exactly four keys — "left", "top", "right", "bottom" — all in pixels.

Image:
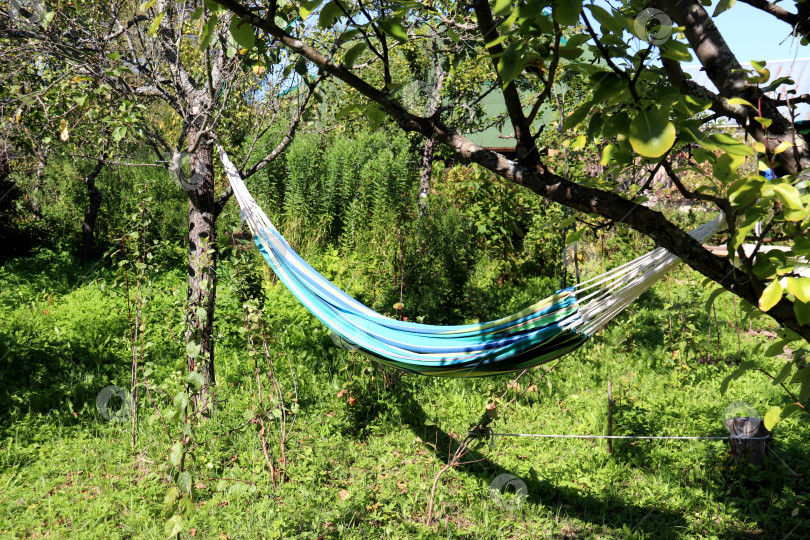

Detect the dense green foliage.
[
  {"left": 1, "top": 218, "right": 809, "bottom": 537},
  {"left": 3, "top": 152, "right": 188, "bottom": 260},
  {"left": 3, "top": 0, "right": 810, "bottom": 534},
  {"left": 3, "top": 119, "right": 808, "bottom": 537}
]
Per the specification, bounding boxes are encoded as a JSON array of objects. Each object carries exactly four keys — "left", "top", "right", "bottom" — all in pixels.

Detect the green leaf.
[
  {"left": 294, "top": 57, "right": 307, "bottom": 76},
  {"left": 771, "top": 184, "right": 804, "bottom": 221},
  {"left": 762, "top": 76, "right": 795, "bottom": 93},
  {"left": 299, "top": 0, "right": 322, "bottom": 19},
  {"left": 493, "top": 0, "right": 512, "bottom": 16},
  {"left": 628, "top": 107, "right": 676, "bottom": 158},
  {"left": 485, "top": 34, "right": 509, "bottom": 49},
  {"left": 591, "top": 72, "right": 625, "bottom": 104},
  {"left": 163, "top": 486, "right": 179, "bottom": 508},
  {"left": 204, "top": 0, "right": 225, "bottom": 13},
  {"left": 788, "top": 278, "right": 810, "bottom": 303},
  {"left": 712, "top": 0, "right": 736, "bottom": 17},
  {"left": 173, "top": 391, "right": 189, "bottom": 411},
  {"left": 565, "top": 229, "right": 584, "bottom": 244},
  {"left": 751, "top": 68, "right": 770, "bottom": 84},
  {"left": 558, "top": 43, "right": 585, "bottom": 60},
  {"left": 230, "top": 16, "right": 256, "bottom": 50},
  {"left": 704, "top": 287, "right": 726, "bottom": 316},
  {"left": 754, "top": 116, "right": 772, "bottom": 128},
  {"left": 763, "top": 405, "right": 781, "bottom": 431},
  {"left": 763, "top": 403, "right": 802, "bottom": 431},
  {"left": 758, "top": 279, "right": 783, "bottom": 312},
  {"left": 772, "top": 361, "right": 795, "bottom": 386},
  {"left": 365, "top": 104, "right": 386, "bottom": 130},
  {"left": 600, "top": 144, "right": 615, "bottom": 167},
  {"left": 318, "top": 1, "right": 342, "bottom": 28},
  {"left": 790, "top": 366, "right": 810, "bottom": 386},
  {"left": 727, "top": 177, "right": 763, "bottom": 208},
  {"left": 342, "top": 43, "right": 366, "bottom": 68},
  {"left": 660, "top": 40, "right": 693, "bottom": 62},
  {"left": 228, "top": 482, "right": 249, "bottom": 497},
  {"left": 720, "top": 360, "right": 757, "bottom": 394},
  {"left": 200, "top": 15, "right": 218, "bottom": 50},
  {"left": 586, "top": 5, "right": 624, "bottom": 35},
  {"left": 41, "top": 10, "right": 55, "bottom": 27},
  {"left": 751, "top": 60, "right": 766, "bottom": 72},
  {"left": 764, "top": 339, "right": 789, "bottom": 357},
  {"left": 772, "top": 141, "right": 793, "bottom": 155},
  {"left": 177, "top": 471, "right": 192, "bottom": 494},
  {"left": 378, "top": 19, "right": 407, "bottom": 42},
  {"left": 497, "top": 7, "right": 519, "bottom": 33},
  {"left": 179, "top": 496, "right": 196, "bottom": 519},
  {"left": 112, "top": 126, "right": 127, "bottom": 142},
  {"left": 187, "top": 370, "right": 204, "bottom": 391},
  {"left": 553, "top": 0, "right": 582, "bottom": 26},
  {"left": 164, "top": 515, "right": 184, "bottom": 538},
  {"left": 562, "top": 100, "right": 593, "bottom": 130},
  {"left": 706, "top": 133, "right": 754, "bottom": 156},
  {"left": 564, "top": 34, "right": 591, "bottom": 48},
  {"left": 712, "top": 153, "right": 746, "bottom": 184},
  {"left": 186, "top": 342, "right": 201, "bottom": 359},
  {"left": 497, "top": 43, "right": 525, "bottom": 86},
  {"left": 795, "top": 300, "right": 810, "bottom": 325},
  {"left": 169, "top": 442, "right": 183, "bottom": 467},
  {"left": 727, "top": 97, "right": 755, "bottom": 109},
  {"left": 147, "top": 11, "right": 164, "bottom": 36}
]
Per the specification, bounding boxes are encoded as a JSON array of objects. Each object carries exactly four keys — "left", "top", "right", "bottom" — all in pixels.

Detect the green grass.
[{"left": 0, "top": 245, "right": 808, "bottom": 539}]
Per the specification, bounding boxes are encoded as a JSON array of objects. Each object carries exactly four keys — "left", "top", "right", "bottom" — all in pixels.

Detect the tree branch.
[
  {"left": 215, "top": 0, "right": 810, "bottom": 339},
  {"left": 654, "top": 0, "right": 810, "bottom": 173},
  {"left": 471, "top": 0, "right": 537, "bottom": 167},
  {"left": 737, "top": 0, "right": 810, "bottom": 42}
]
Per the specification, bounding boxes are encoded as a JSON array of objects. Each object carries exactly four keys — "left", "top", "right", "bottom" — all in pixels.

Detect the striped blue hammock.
[{"left": 218, "top": 147, "right": 722, "bottom": 377}]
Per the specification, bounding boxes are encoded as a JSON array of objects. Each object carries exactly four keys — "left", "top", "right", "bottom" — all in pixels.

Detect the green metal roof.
[{"left": 463, "top": 88, "right": 557, "bottom": 150}]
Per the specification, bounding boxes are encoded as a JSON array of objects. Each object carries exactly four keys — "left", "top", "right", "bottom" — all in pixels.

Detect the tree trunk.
[
  {"left": 417, "top": 42, "right": 445, "bottom": 217},
  {"left": 31, "top": 153, "right": 46, "bottom": 217},
  {"left": 185, "top": 133, "right": 218, "bottom": 409},
  {"left": 418, "top": 137, "right": 436, "bottom": 216},
  {"left": 81, "top": 161, "right": 103, "bottom": 260}
]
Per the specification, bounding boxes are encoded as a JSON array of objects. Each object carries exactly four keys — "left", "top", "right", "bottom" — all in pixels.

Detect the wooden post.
[
  {"left": 724, "top": 417, "right": 770, "bottom": 466},
  {"left": 607, "top": 382, "right": 614, "bottom": 455}
]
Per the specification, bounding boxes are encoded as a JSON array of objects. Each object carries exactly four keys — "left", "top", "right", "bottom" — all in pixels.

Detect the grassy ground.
[{"left": 0, "top": 243, "right": 808, "bottom": 539}]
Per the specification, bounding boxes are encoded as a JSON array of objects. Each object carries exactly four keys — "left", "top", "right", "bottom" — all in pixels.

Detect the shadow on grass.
[
  {"left": 384, "top": 380, "right": 809, "bottom": 537},
  {"left": 382, "top": 383, "right": 687, "bottom": 535}
]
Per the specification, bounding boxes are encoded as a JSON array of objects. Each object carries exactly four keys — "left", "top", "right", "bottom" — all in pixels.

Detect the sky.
[{"left": 695, "top": 1, "right": 807, "bottom": 64}]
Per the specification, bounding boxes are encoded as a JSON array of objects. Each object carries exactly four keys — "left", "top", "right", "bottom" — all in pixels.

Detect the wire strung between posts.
[
  {"left": 471, "top": 430, "right": 770, "bottom": 447},
  {"left": 487, "top": 432, "right": 769, "bottom": 440}
]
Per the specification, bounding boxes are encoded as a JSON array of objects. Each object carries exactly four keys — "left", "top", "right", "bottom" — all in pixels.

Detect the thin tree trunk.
[
  {"left": 81, "top": 161, "right": 103, "bottom": 260},
  {"left": 418, "top": 137, "right": 437, "bottom": 216},
  {"left": 31, "top": 153, "right": 47, "bottom": 217},
  {"left": 417, "top": 40, "right": 446, "bottom": 217},
  {"left": 0, "top": 148, "right": 9, "bottom": 184},
  {"left": 185, "top": 130, "right": 218, "bottom": 409}
]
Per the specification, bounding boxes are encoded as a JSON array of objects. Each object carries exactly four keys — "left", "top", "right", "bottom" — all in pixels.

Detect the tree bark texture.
[
  {"left": 418, "top": 137, "right": 437, "bottom": 216},
  {"left": 417, "top": 40, "right": 446, "bottom": 216},
  {"left": 186, "top": 129, "right": 218, "bottom": 405},
  {"left": 654, "top": 0, "right": 810, "bottom": 174}
]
